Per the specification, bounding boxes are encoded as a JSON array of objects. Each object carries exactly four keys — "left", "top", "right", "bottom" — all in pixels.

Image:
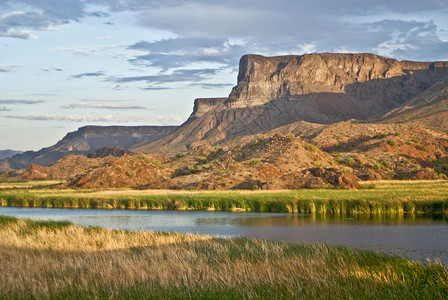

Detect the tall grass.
[
  {"left": 0, "top": 216, "right": 447, "bottom": 299},
  {"left": 1, "top": 181, "right": 448, "bottom": 214}
]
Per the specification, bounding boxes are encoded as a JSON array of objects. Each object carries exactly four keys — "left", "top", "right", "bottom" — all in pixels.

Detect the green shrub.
[
  {"left": 417, "top": 144, "right": 427, "bottom": 151},
  {"left": 126, "top": 171, "right": 136, "bottom": 178},
  {"left": 305, "top": 144, "right": 316, "bottom": 151},
  {"left": 249, "top": 158, "right": 261, "bottom": 166},
  {"left": 387, "top": 139, "right": 396, "bottom": 146},
  {"left": 379, "top": 160, "right": 390, "bottom": 170}
]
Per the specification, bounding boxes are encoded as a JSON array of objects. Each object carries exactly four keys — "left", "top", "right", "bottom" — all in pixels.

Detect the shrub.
[
  {"left": 394, "top": 131, "right": 401, "bottom": 136},
  {"left": 305, "top": 144, "right": 316, "bottom": 151},
  {"left": 387, "top": 139, "right": 397, "bottom": 146},
  {"left": 126, "top": 171, "right": 135, "bottom": 178},
  {"left": 249, "top": 158, "right": 261, "bottom": 166},
  {"left": 379, "top": 160, "right": 390, "bottom": 170},
  {"left": 374, "top": 133, "right": 386, "bottom": 139},
  {"left": 417, "top": 144, "right": 427, "bottom": 151}
]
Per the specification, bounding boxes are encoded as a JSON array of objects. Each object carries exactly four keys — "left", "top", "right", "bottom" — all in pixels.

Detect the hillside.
[
  {"left": 132, "top": 53, "right": 448, "bottom": 154},
  {"left": 0, "top": 126, "right": 176, "bottom": 171},
  {"left": 0, "top": 150, "right": 23, "bottom": 161}
]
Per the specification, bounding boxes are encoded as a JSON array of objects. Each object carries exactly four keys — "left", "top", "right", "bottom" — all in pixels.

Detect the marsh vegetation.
[
  {"left": 0, "top": 216, "right": 447, "bottom": 299},
  {"left": 0, "top": 180, "right": 447, "bottom": 215}
]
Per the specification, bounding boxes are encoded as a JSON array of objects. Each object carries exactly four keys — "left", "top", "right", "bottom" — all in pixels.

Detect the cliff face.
[
  {"left": 133, "top": 53, "right": 448, "bottom": 155},
  {"left": 189, "top": 98, "right": 227, "bottom": 119},
  {"left": 226, "top": 53, "right": 448, "bottom": 113},
  {"left": 0, "top": 125, "right": 177, "bottom": 170}
]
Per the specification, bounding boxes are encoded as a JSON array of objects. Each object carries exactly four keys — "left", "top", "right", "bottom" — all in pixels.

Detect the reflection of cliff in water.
[{"left": 195, "top": 213, "right": 448, "bottom": 227}]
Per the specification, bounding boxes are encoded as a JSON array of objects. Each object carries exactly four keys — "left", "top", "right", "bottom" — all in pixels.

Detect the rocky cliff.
[
  {"left": 0, "top": 125, "right": 177, "bottom": 170},
  {"left": 132, "top": 53, "right": 448, "bottom": 154},
  {"left": 189, "top": 98, "right": 227, "bottom": 119},
  {"left": 226, "top": 53, "right": 448, "bottom": 112}
]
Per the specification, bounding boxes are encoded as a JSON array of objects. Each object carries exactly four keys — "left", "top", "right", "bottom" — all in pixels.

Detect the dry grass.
[{"left": 0, "top": 216, "right": 447, "bottom": 299}]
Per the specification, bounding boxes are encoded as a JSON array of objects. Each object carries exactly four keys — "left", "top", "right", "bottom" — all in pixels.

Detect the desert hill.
[
  {"left": 0, "top": 125, "right": 176, "bottom": 171},
  {"left": 133, "top": 53, "right": 448, "bottom": 154},
  {"left": 68, "top": 134, "right": 359, "bottom": 190}
]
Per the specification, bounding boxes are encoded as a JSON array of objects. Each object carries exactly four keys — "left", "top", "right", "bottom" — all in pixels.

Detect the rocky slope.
[
  {"left": 0, "top": 126, "right": 176, "bottom": 171},
  {"left": 69, "top": 134, "right": 359, "bottom": 190},
  {"left": 133, "top": 53, "right": 448, "bottom": 154}
]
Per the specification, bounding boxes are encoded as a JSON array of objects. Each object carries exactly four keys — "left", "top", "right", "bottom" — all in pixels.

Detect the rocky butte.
[
  {"left": 0, "top": 125, "right": 177, "bottom": 170},
  {"left": 133, "top": 53, "right": 448, "bottom": 154}
]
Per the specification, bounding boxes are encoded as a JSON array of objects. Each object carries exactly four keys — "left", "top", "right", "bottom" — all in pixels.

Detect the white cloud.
[
  {"left": 62, "top": 102, "right": 148, "bottom": 110},
  {"left": 0, "top": 99, "right": 44, "bottom": 104},
  {"left": 5, "top": 114, "right": 148, "bottom": 123},
  {"left": 0, "top": 30, "right": 37, "bottom": 39},
  {"left": 0, "top": 65, "right": 18, "bottom": 72}
]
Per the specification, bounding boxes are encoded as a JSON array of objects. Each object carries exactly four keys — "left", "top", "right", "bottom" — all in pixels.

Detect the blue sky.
[{"left": 1, "top": 0, "right": 448, "bottom": 151}]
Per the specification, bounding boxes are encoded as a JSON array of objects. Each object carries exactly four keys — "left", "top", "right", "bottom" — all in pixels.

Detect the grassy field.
[
  {"left": 0, "top": 215, "right": 446, "bottom": 299},
  {"left": 0, "top": 180, "right": 448, "bottom": 214}
]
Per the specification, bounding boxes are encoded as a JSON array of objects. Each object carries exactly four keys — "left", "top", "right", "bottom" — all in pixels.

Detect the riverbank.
[
  {"left": 0, "top": 215, "right": 446, "bottom": 299},
  {"left": 1, "top": 180, "right": 448, "bottom": 214}
]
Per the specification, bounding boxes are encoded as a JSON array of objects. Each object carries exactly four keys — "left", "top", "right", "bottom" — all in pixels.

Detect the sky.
[{"left": 1, "top": 0, "right": 448, "bottom": 151}]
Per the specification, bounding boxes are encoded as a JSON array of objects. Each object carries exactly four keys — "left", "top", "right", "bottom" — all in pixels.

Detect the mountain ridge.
[
  {"left": 0, "top": 125, "right": 177, "bottom": 171},
  {"left": 132, "top": 53, "right": 448, "bottom": 154}
]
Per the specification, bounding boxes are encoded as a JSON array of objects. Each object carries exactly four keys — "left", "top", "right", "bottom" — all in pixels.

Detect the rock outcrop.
[
  {"left": 133, "top": 53, "right": 448, "bottom": 154},
  {"left": 0, "top": 125, "right": 177, "bottom": 170},
  {"left": 189, "top": 98, "right": 227, "bottom": 119}
]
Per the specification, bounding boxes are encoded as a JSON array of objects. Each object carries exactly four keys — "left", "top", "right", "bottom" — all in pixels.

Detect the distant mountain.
[
  {"left": 0, "top": 150, "right": 23, "bottom": 161},
  {"left": 0, "top": 125, "right": 177, "bottom": 171},
  {"left": 132, "top": 53, "right": 448, "bottom": 154}
]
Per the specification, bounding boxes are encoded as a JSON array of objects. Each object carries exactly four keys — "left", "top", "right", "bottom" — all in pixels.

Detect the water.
[{"left": 1, "top": 207, "right": 447, "bottom": 264}]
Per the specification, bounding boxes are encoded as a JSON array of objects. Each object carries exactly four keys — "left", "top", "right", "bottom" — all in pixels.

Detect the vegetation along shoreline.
[{"left": 1, "top": 180, "right": 447, "bottom": 215}]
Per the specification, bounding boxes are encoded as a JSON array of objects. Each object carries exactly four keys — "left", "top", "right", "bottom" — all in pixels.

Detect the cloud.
[
  {"left": 0, "top": 1, "right": 86, "bottom": 38},
  {"left": 189, "top": 83, "right": 234, "bottom": 89},
  {"left": 128, "top": 37, "right": 245, "bottom": 71},
  {"left": 55, "top": 44, "right": 123, "bottom": 57},
  {"left": 140, "top": 86, "right": 173, "bottom": 91},
  {"left": 0, "top": 65, "right": 18, "bottom": 72},
  {"left": 71, "top": 71, "right": 105, "bottom": 79},
  {"left": 5, "top": 114, "right": 148, "bottom": 123},
  {"left": 114, "top": 0, "right": 448, "bottom": 64},
  {"left": 40, "top": 68, "right": 63, "bottom": 72},
  {"left": 62, "top": 102, "right": 148, "bottom": 110},
  {"left": 0, "top": 99, "right": 44, "bottom": 104},
  {"left": 147, "top": 115, "right": 183, "bottom": 125},
  {"left": 369, "top": 19, "right": 448, "bottom": 61},
  {"left": 5, "top": 113, "right": 183, "bottom": 124},
  {"left": 0, "top": 106, "right": 10, "bottom": 111},
  {"left": 112, "top": 68, "right": 220, "bottom": 84},
  {"left": 0, "top": 30, "right": 37, "bottom": 39}
]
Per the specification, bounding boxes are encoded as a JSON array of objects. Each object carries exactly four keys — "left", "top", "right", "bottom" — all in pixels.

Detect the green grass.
[
  {"left": 0, "top": 216, "right": 447, "bottom": 299},
  {"left": 1, "top": 181, "right": 448, "bottom": 214}
]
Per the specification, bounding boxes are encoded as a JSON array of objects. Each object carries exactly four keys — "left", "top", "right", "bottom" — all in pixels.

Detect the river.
[{"left": 1, "top": 207, "right": 447, "bottom": 264}]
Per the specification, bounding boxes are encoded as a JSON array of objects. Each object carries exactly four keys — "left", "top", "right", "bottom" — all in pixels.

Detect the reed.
[
  {"left": 0, "top": 215, "right": 446, "bottom": 299},
  {"left": 1, "top": 181, "right": 448, "bottom": 214}
]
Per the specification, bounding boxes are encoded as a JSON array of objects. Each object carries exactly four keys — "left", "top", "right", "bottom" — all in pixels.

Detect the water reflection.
[
  {"left": 0, "top": 207, "right": 447, "bottom": 264},
  {"left": 202, "top": 213, "right": 448, "bottom": 227}
]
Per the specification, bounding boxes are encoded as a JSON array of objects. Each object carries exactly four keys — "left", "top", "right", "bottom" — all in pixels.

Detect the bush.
[
  {"left": 249, "top": 158, "right": 261, "bottom": 166},
  {"left": 387, "top": 139, "right": 397, "bottom": 146},
  {"left": 305, "top": 144, "right": 316, "bottom": 151},
  {"left": 379, "top": 160, "right": 390, "bottom": 170},
  {"left": 417, "top": 144, "right": 427, "bottom": 151}
]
